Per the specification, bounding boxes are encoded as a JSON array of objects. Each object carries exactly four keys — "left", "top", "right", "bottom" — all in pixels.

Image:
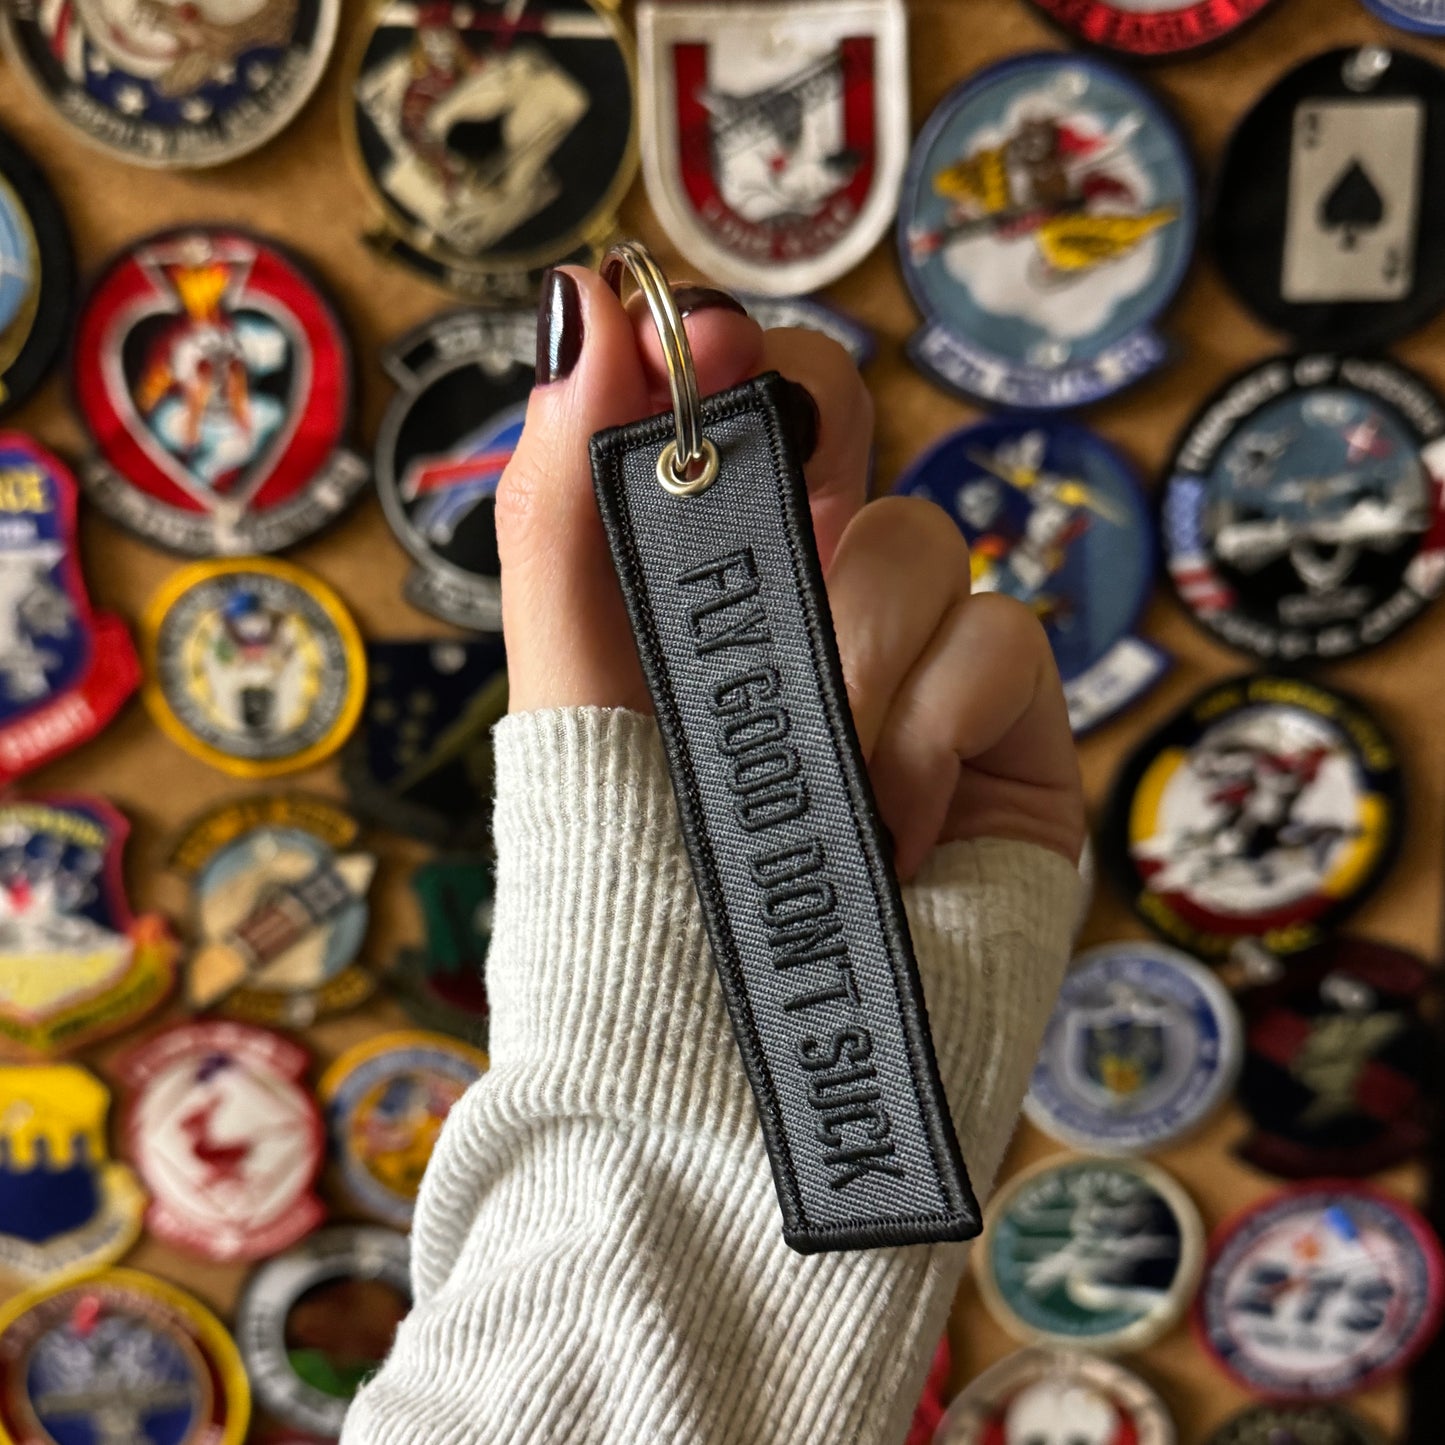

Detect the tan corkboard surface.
[{"left": 1, "top": 0, "right": 1442, "bottom": 1440}]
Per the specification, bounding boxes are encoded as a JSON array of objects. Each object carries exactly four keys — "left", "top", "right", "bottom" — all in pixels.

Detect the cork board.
[{"left": 0, "top": 0, "right": 1442, "bottom": 1440}]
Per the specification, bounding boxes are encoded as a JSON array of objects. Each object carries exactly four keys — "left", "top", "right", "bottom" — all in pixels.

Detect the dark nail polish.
[
  {"left": 778, "top": 379, "right": 821, "bottom": 464},
  {"left": 673, "top": 284, "right": 749, "bottom": 320},
  {"left": 536, "top": 268, "right": 583, "bottom": 386}
]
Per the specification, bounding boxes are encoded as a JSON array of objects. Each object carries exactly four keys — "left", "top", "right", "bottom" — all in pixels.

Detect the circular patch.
[
  {"left": 935, "top": 1347, "right": 1175, "bottom": 1445},
  {"left": 0, "top": 1268, "right": 249, "bottom": 1444},
  {"left": 116, "top": 1020, "right": 326, "bottom": 1262},
  {"left": 896, "top": 418, "right": 1167, "bottom": 735},
  {"left": 1101, "top": 674, "right": 1403, "bottom": 960},
  {"left": 0, "top": 126, "right": 72, "bottom": 418},
  {"left": 236, "top": 1225, "right": 410, "bottom": 1438},
  {"left": 1361, "top": 0, "right": 1445, "bottom": 31},
  {"left": 0, "top": 0, "right": 338, "bottom": 169},
  {"left": 1025, "top": 941, "right": 1243, "bottom": 1155},
  {"left": 1026, "top": 0, "right": 1277, "bottom": 57},
  {"left": 977, "top": 1156, "right": 1204, "bottom": 1352},
  {"left": 1196, "top": 1184, "right": 1444, "bottom": 1398},
  {"left": 1162, "top": 354, "right": 1445, "bottom": 663},
  {"left": 142, "top": 557, "right": 366, "bottom": 778},
  {"left": 1213, "top": 47, "right": 1445, "bottom": 350},
  {"left": 74, "top": 227, "right": 366, "bottom": 556},
  {"left": 343, "top": 0, "right": 637, "bottom": 303},
  {"left": 376, "top": 310, "right": 533, "bottom": 630},
  {"left": 1206, "top": 1403, "right": 1383, "bottom": 1445},
  {"left": 320, "top": 1030, "right": 488, "bottom": 1227},
  {"left": 1236, "top": 936, "right": 1433, "bottom": 1179},
  {"left": 738, "top": 296, "right": 875, "bottom": 368},
  {"left": 898, "top": 52, "right": 1196, "bottom": 410}
]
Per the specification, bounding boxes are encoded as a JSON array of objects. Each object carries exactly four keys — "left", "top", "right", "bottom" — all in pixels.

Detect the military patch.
[
  {"left": 170, "top": 795, "right": 376, "bottom": 1028},
  {"left": 0, "top": 1268, "right": 250, "bottom": 1443},
  {"left": 1362, "top": 0, "right": 1445, "bottom": 30},
  {"left": 1163, "top": 354, "right": 1445, "bottom": 663},
  {"left": 142, "top": 557, "right": 366, "bottom": 778},
  {"left": 0, "top": 797, "right": 176, "bottom": 1059},
  {"left": 1236, "top": 936, "right": 1433, "bottom": 1179},
  {"left": 1026, "top": 0, "right": 1277, "bottom": 58},
  {"left": 899, "top": 52, "right": 1196, "bottom": 409},
  {"left": 116, "top": 1020, "right": 326, "bottom": 1262},
  {"left": 389, "top": 857, "right": 492, "bottom": 1043},
  {"left": 0, "top": 434, "right": 141, "bottom": 785},
  {"left": 320, "top": 1029, "right": 487, "bottom": 1227},
  {"left": 1102, "top": 674, "right": 1403, "bottom": 960},
  {"left": 0, "top": 1064, "right": 144, "bottom": 1285},
  {"left": 737, "top": 294, "right": 875, "bottom": 366},
  {"left": 73, "top": 227, "right": 367, "bottom": 556},
  {"left": 638, "top": 0, "right": 906, "bottom": 297},
  {"left": 376, "top": 310, "right": 532, "bottom": 630},
  {"left": 344, "top": 0, "right": 637, "bottom": 302},
  {"left": 0, "top": 125, "right": 73, "bottom": 418},
  {"left": 341, "top": 638, "right": 507, "bottom": 847},
  {"left": 1207, "top": 1403, "right": 1384, "bottom": 1445},
  {"left": 0, "top": 0, "right": 339, "bottom": 169},
  {"left": 236, "top": 1225, "right": 410, "bottom": 1438},
  {"left": 896, "top": 418, "right": 1168, "bottom": 734}
]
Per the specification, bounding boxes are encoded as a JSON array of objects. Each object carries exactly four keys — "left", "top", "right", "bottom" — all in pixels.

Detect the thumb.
[{"left": 498, "top": 266, "right": 653, "bottom": 712}]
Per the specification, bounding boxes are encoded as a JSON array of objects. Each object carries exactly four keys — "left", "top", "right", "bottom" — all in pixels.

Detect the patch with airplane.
[
  {"left": 0, "top": 434, "right": 141, "bottom": 785},
  {"left": 0, "top": 124, "right": 73, "bottom": 418},
  {"left": 341, "top": 638, "right": 507, "bottom": 848},
  {"left": 320, "top": 1030, "right": 487, "bottom": 1228},
  {"left": 1213, "top": 47, "right": 1445, "bottom": 350},
  {"left": 142, "top": 557, "right": 366, "bottom": 777},
  {"left": 896, "top": 418, "right": 1167, "bottom": 735},
  {"left": 1102, "top": 675, "right": 1403, "bottom": 961},
  {"left": 115, "top": 1020, "right": 325, "bottom": 1262},
  {"left": 1025, "top": 0, "right": 1277, "bottom": 58},
  {"left": 0, "top": 1269, "right": 250, "bottom": 1445},
  {"left": 376, "top": 310, "right": 533, "bottom": 629},
  {"left": 344, "top": 0, "right": 636, "bottom": 301},
  {"left": 170, "top": 795, "right": 376, "bottom": 1029},
  {"left": 0, "top": 1064, "right": 144, "bottom": 1286},
  {"left": 1163, "top": 355, "right": 1445, "bottom": 663},
  {"left": 1, "top": 0, "right": 338, "bottom": 168},
  {"left": 637, "top": 0, "right": 906, "bottom": 297},
  {"left": 0, "top": 797, "right": 176, "bottom": 1059},
  {"left": 898, "top": 52, "right": 1196, "bottom": 410},
  {"left": 74, "top": 228, "right": 367, "bottom": 556},
  {"left": 1235, "top": 937, "right": 1433, "bottom": 1180}
]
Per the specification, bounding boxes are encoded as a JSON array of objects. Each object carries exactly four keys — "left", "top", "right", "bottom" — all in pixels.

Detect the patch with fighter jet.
[
  {"left": 1025, "top": 0, "right": 1277, "bottom": 59},
  {"left": 141, "top": 557, "right": 366, "bottom": 777},
  {"left": 1235, "top": 937, "right": 1433, "bottom": 1180},
  {"left": 1163, "top": 355, "right": 1445, "bottom": 663},
  {"left": 376, "top": 310, "right": 533, "bottom": 630},
  {"left": 898, "top": 52, "right": 1196, "bottom": 410},
  {"left": 0, "top": 798, "right": 176, "bottom": 1060},
  {"left": 0, "top": 435, "right": 141, "bottom": 786},
  {"left": 73, "top": 228, "right": 368, "bottom": 556},
  {"left": 637, "top": 0, "right": 906, "bottom": 297},
  {"left": 345, "top": 0, "right": 636, "bottom": 302},
  {"left": 896, "top": 418, "right": 1167, "bottom": 735},
  {"left": 1101, "top": 675, "right": 1403, "bottom": 961},
  {"left": 169, "top": 795, "right": 377, "bottom": 1028},
  {"left": 0, "top": 0, "right": 338, "bottom": 168}
]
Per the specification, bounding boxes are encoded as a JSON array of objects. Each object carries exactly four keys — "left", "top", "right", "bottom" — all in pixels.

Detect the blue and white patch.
[
  {"left": 1360, "top": 0, "right": 1445, "bottom": 34},
  {"left": 898, "top": 53, "right": 1196, "bottom": 410},
  {"left": 894, "top": 417, "right": 1167, "bottom": 734},
  {"left": 738, "top": 295, "right": 876, "bottom": 367},
  {"left": 1025, "top": 942, "right": 1243, "bottom": 1154}
]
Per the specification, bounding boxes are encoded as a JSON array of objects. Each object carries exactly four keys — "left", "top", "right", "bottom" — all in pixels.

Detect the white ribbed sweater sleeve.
[{"left": 342, "top": 708, "right": 1080, "bottom": 1445}]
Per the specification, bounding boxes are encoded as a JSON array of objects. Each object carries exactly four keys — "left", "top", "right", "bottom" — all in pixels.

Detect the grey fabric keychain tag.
[{"left": 588, "top": 246, "right": 979, "bottom": 1254}]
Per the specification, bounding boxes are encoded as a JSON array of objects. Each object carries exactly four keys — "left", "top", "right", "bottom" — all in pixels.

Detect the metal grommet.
[{"left": 602, "top": 240, "right": 716, "bottom": 494}]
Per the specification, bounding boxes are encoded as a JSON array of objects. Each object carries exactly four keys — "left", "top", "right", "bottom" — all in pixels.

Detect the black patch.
[{"left": 1208, "top": 1403, "right": 1383, "bottom": 1445}]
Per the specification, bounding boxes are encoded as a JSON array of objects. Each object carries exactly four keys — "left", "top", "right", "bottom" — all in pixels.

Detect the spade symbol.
[{"left": 1320, "top": 160, "right": 1385, "bottom": 250}]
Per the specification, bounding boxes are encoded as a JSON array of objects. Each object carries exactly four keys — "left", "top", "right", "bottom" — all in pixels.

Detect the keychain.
[{"left": 590, "top": 241, "right": 979, "bottom": 1254}]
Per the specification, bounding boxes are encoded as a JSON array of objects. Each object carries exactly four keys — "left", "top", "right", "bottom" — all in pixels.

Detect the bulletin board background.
[{"left": 1, "top": 0, "right": 1443, "bottom": 1440}]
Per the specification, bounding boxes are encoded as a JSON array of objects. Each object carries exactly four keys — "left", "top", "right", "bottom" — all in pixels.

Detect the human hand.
[{"left": 497, "top": 266, "right": 1085, "bottom": 880}]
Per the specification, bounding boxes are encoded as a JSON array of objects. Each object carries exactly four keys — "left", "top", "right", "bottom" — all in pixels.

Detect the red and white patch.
[{"left": 1029, "top": 0, "right": 1275, "bottom": 58}]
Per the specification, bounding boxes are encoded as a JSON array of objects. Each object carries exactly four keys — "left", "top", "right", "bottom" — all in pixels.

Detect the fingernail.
[
  {"left": 673, "top": 284, "right": 748, "bottom": 320},
  {"left": 778, "top": 379, "right": 821, "bottom": 464},
  {"left": 536, "top": 268, "right": 583, "bottom": 386}
]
